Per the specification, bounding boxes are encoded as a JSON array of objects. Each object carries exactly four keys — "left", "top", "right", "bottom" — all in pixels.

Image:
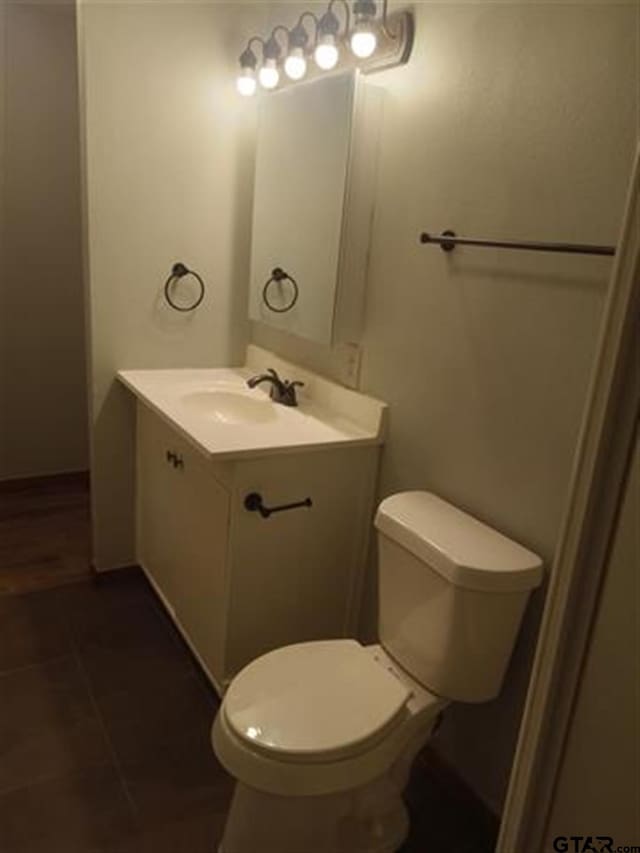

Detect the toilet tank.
[{"left": 375, "top": 492, "right": 543, "bottom": 703}]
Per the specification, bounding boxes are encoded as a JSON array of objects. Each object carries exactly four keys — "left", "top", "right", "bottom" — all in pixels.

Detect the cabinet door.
[
  {"left": 136, "top": 405, "right": 230, "bottom": 687},
  {"left": 170, "top": 438, "right": 230, "bottom": 685},
  {"left": 136, "top": 405, "right": 182, "bottom": 609},
  {"left": 225, "top": 447, "right": 377, "bottom": 677}
]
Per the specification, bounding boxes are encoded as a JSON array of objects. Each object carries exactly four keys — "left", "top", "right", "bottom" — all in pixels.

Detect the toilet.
[{"left": 212, "top": 491, "right": 543, "bottom": 853}]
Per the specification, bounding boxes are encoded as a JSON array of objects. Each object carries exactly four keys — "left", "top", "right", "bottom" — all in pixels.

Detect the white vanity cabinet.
[
  {"left": 135, "top": 402, "right": 379, "bottom": 694},
  {"left": 136, "top": 405, "right": 232, "bottom": 682}
]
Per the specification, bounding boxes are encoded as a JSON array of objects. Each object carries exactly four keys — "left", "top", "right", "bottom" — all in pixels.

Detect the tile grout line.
[
  {"left": 0, "top": 652, "right": 73, "bottom": 680},
  {"left": 68, "top": 641, "right": 140, "bottom": 820},
  {"left": 0, "top": 760, "right": 113, "bottom": 800}
]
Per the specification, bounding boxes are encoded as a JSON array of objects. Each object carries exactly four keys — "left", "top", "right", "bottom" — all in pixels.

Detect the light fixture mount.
[
  {"left": 263, "top": 33, "right": 283, "bottom": 61},
  {"left": 239, "top": 46, "right": 258, "bottom": 71},
  {"left": 353, "top": 0, "right": 376, "bottom": 19},
  {"left": 289, "top": 22, "right": 310, "bottom": 50},
  {"left": 318, "top": 8, "right": 340, "bottom": 37}
]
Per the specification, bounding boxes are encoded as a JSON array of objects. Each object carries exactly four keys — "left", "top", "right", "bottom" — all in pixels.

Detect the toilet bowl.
[
  {"left": 212, "top": 641, "right": 447, "bottom": 853},
  {"left": 212, "top": 491, "right": 543, "bottom": 853}
]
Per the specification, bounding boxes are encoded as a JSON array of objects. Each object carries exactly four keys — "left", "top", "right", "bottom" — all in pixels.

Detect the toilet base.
[{"left": 219, "top": 774, "right": 409, "bottom": 853}]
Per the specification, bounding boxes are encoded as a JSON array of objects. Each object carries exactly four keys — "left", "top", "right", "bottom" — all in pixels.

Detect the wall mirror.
[{"left": 248, "top": 71, "right": 382, "bottom": 345}]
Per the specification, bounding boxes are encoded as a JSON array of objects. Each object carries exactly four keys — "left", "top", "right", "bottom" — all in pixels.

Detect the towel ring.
[
  {"left": 164, "top": 262, "right": 205, "bottom": 312},
  {"left": 262, "top": 267, "right": 299, "bottom": 314}
]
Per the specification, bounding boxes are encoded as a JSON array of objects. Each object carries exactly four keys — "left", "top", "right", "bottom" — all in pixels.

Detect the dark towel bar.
[{"left": 419, "top": 230, "right": 616, "bottom": 257}]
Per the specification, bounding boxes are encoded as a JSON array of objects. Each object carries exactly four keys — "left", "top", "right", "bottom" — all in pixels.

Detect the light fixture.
[
  {"left": 284, "top": 48, "right": 307, "bottom": 81},
  {"left": 235, "top": 0, "right": 413, "bottom": 96},
  {"left": 350, "top": 0, "right": 377, "bottom": 58},
  {"left": 285, "top": 20, "right": 311, "bottom": 81},
  {"left": 259, "top": 32, "right": 284, "bottom": 90},
  {"left": 236, "top": 44, "right": 259, "bottom": 97},
  {"left": 259, "top": 58, "right": 279, "bottom": 90},
  {"left": 314, "top": 6, "right": 341, "bottom": 70},
  {"left": 314, "top": 33, "right": 339, "bottom": 71}
]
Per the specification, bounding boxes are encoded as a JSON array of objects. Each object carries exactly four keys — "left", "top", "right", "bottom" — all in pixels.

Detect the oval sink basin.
[{"left": 180, "top": 390, "right": 276, "bottom": 425}]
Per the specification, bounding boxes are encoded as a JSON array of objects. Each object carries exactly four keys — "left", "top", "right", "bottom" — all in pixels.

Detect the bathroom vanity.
[
  {"left": 118, "top": 73, "right": 387, "bottom": 696},
  {"left": 119, "top": 347, "right": 386, "bottom": 694}
]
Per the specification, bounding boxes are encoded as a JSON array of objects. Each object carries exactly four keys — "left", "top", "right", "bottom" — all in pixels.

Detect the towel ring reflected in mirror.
[{"left": 262, "top": 267, "right": 299, "bottom": 313}]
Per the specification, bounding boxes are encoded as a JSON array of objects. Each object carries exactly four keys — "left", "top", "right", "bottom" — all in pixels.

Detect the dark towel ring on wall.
[
  {"left": 262, "top": 267, "right": 299, "bottom": 313},
  {"left": 164, "top": 262, "right": 206, "bottom": 312}
]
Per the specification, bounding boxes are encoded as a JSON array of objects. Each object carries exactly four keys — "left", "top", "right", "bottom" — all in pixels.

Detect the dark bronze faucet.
[{"left": 246, "top": 368, "right": 304, "bottom": 407}]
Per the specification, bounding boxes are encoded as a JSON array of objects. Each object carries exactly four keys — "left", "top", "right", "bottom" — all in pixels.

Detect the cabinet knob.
[{"left": 166, "top": 450, "right": 184, "bottom": 469}]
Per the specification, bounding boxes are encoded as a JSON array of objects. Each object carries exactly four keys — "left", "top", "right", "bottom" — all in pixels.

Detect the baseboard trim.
[
  {"left": 89, "top": 563, "right": 142, "bottom": 582},
  {"left": 0, "top": 470, "right": 90, "bottom": 494}
]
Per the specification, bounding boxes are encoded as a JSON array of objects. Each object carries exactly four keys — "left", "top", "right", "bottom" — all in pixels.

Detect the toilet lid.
[{"left": 223, "top": 640, "right": 411, "bottom": 761}]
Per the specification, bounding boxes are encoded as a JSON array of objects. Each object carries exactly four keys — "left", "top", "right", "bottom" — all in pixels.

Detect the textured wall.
[
  {"left": 251, "top": 2, "right": 639, "bottom": 811},
  {"left": 77, "top": 1, "right": 257, "bottom": 568}
]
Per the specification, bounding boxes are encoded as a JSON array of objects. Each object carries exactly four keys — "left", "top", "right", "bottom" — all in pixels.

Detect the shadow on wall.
[
  {"left": 90, "top": 383, "right": 136, "bottom": 572},
  {"left": 435, "top": 588, "right": 547, "bottom": 814},
  {"left": 360, "top": 527, "right": 547, "bottom": 814},
  {"left": 0, "top": 0, "right": 88, "bottom": 480}
]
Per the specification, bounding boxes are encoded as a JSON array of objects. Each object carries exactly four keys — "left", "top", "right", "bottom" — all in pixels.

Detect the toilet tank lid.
[{"left": 375, "top": 492, "right": 544, "bottom": 593}]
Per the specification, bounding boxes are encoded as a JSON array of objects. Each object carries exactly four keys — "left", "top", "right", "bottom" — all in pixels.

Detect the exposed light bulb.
[
  {"left": 350, "top": 25, "right": 377, "bottom": 58},
  {"left": 259, "top": 58, "right": 280, "bottom": 90},
  {"left": 236, "top": 46, "right": 258, "bottom": 98},
  {"left": 284, "top": 48, "right": 307, "bottom": 80},
  {"left": 236, "top": 68, "right": 257, "bottom": 97},
  {"left": 314, "top": 34, "right": 339, "bottom": 70}
]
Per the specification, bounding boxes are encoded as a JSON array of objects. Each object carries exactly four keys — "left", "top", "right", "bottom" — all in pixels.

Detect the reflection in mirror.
[{"left": 248, "top": 71, "right": 382, "bottom": 345}]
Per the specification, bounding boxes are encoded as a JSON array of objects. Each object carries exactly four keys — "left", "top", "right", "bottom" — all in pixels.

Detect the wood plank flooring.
[
  {"left": 0, "top": 573, "right": 229, "bottom": 853},
  {"left": 0, "top": 472, "right": 92, "bottom": 594}
]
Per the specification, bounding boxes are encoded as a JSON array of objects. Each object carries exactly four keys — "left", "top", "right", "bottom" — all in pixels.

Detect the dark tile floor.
[
  {"left": 0, "top": 474, "right": 502, "bottom": 851},
  {"left": 0, "top": 574, "right": 229, "bottom": 853},
  {"left": 403, "top": 753, "right": 499, "bottom": 853},
  {"left": 0, "top": 571, "right": 498, "bottom": 853}
]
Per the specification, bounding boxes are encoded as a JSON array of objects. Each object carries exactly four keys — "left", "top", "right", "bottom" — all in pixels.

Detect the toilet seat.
[
  {"left": 223, "top": 640, "right": 411, "bottom": 763},
  {"left": 213, "top": 642, "right": 447, "bottom": 797}
]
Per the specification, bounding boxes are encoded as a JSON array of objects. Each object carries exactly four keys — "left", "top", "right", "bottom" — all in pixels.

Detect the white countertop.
[{"left": 117, "top": 353, "right": 386, "bottom": 461}]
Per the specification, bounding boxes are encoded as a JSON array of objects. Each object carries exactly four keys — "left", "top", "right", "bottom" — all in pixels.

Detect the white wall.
[
  {"left": 0, "top": 0, "right": 88, "bottom": 480},
  {"left": 545, "top": 428, "right": 640, "bottom": 843},
  {"left": 77, "top": 0, "right": 257, "bottom": 568},
  {"left": 251, "top": 2, "right": 639, "bottom": 812}
]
